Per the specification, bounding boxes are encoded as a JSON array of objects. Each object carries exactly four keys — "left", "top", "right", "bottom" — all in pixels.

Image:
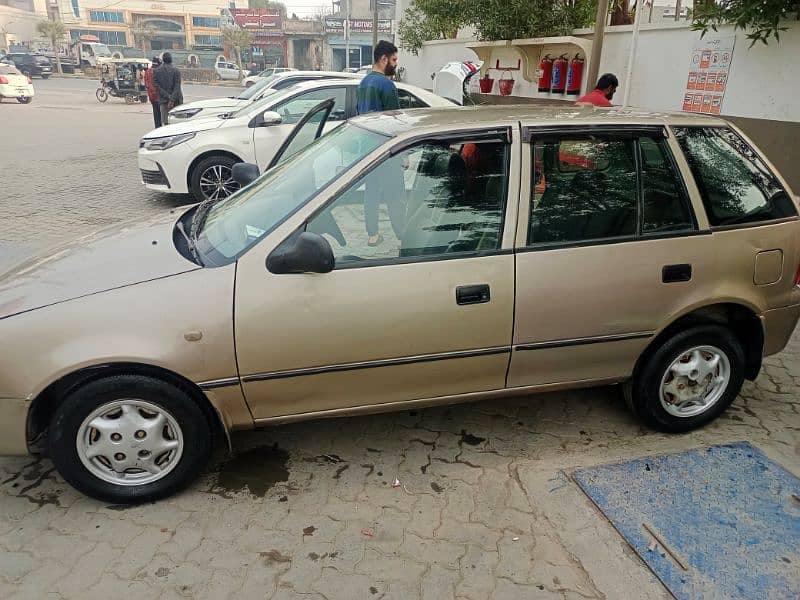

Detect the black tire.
[
  {"left": 96, "top": 88, "right": 108, "bottom": 102},
  {"left": 627, "top": 324, "right": 745, "bottom": 433},
  {"left": 17, "top": 96, "right": 32, "bottom": 104},
  {"left": 41, "top": 73, "right": 50, "bottom": 79},
  {"left": 189, "top": 154, "right": 241, "bottom": 202},
  {"left": 245, "top": 81, "right": 254, "bottom": 88},
  {"left": 48, "top": 375, "right": 212, "bottom": 504}
]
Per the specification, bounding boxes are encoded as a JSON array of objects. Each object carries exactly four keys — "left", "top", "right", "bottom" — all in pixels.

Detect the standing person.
[
  {"left": 144, "top": 56, "right": 162, "bottom": 128},
  {"left": 357, "top": 40, "right": 402, "bottom": 246},
  {"left": 575, "top": 73, "right": 619, "bottom": 107},
  {"left": 152, "top": 52, "right": 183, "bottom": 126}
]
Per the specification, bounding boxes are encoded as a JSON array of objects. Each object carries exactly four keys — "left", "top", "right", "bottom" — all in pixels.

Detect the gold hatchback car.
[{"left": 2, "top": 105, "right": 799, "bottom": 503}]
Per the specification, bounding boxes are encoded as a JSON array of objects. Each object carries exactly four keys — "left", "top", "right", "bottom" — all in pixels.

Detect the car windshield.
[
  {"left": 236, "top": 74, "right": 279, "bottom": 100},
  {"left": 0, "top": 64, "right": 21, "bottom": 75},
  {"left": 93, "top": 44, "right": 112, "bottom": 57},
  {"left": 193, "top": 123, "right": 388, "bottom": 265},
  {"left": 228, "top": 85, "right": 294, "bottom": 118}
]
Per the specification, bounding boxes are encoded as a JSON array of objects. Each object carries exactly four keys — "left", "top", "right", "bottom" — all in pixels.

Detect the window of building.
[
  {"left": 192, "top": 16, "right": 220, "bottom": 28},
  {"left": 90, "top": 10, "right": 124, "bottom": 23},
  {"left": 71, "top": 0, "right": 79, "bottom": 17},
  {"left": 69, "top": 29, "right": 127, "bottom": 45},
  {"left": 194, "top": 35, "right": 222, "bottom": 46}
]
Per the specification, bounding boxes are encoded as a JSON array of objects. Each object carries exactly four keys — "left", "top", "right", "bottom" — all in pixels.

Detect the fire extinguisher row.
[{"left": 538, "top": 54, "right": 584, "bottom": 96}]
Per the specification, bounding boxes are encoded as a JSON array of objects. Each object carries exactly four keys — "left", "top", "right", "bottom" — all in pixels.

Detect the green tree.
[
  {"left": 398, "top": 0, "right": 469, "bottom": 54},
  {"left": 247, "top": 0, "right": 288, "bottom": 16},
  {"left": 36, "top": 17, "right": 66, "bottom": 75},
  {"left": 692, "top": 0, "right": 799, "bottom": 47},
  {"left": 222, "top": 25, "right": 253, "bottom": 82},
  {"left": 132, "top": 23, "right": 156, "bottom": 54}
]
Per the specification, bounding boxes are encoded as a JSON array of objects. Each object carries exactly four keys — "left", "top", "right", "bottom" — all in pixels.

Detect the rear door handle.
[
  {"left": 663, "top": 264, "right": 692, "bottom": 283},
  {"left": 456, "top": 284, "right": 491, "bottom": 305}
]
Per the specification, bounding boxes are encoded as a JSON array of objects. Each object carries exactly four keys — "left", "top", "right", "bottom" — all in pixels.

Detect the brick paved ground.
[{"left": 0, "top": 79, "right": 798, "bottom": 599}]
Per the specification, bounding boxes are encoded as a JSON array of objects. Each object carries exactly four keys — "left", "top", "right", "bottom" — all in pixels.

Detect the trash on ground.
[{"left": 361, "top": 528, "right": 375, "bottom": 537}]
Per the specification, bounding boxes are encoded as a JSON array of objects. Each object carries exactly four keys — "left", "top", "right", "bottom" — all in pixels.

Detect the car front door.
[
  {"left": 251, "top": 86, "right": 349, "bottom": 171},
  {"left": 233, "top": 126, "right": 521, "bottom": 420},
  {"left": 508, "top": 125, "right": 710, "bottom": 387}
]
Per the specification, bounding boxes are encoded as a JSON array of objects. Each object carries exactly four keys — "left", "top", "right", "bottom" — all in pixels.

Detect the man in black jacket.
[{"left": 152, "top": 52, "right": 183, "bottom": 126}]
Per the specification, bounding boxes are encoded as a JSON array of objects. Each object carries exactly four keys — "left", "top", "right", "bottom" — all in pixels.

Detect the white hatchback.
[
  {"left": 215, "top": 61, "right": 250, "bottom": 81},
  {"left": 0, "top": 63, "right": 34, "bottom": 104},
  {"left": 169, "top": 71, "right": 362, "bottom": 123},
  {"left": 242, "top": 67, "right": 296, "bottom": 87},
  {"left": 139, "top": 78, "right": 453, "bottom": 201}
]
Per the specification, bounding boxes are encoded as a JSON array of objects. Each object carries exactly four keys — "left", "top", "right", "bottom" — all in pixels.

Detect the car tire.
[
  {"left": 48, "top": 375, "right": 213, "bottom": 504},
  {"left": 17, "top": 96, "right": 32, "bottom": 104},
  {"left": 190, "top": 154, "right": 241, "bottom": 202},
  {"left": 245, "top": 81, "right": 254, "bottom": 88},
  {"left": 627, "top": 324, "right": 745, "bottom": 433},
  {"left": 41, "top": 73, "right": 49, "bottom": 79}
]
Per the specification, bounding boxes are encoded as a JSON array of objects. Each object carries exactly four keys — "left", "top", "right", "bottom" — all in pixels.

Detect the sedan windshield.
[
  {"left": 236, "top": 74, "right": 279, "bottom": 100},
  {"left": 193, "top": 123, "right": 388, "bottom": 265}
]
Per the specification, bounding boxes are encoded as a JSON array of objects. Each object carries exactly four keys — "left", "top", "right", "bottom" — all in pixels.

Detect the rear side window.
[
  {"left": 639, "top": 137, "right": 694, "bottom": 234},
  {"left": 674, "top": 126, "right": 795, "bottom": 226},
  {"left": 397, "top": 89, "right": 426, "bottom": 109}
]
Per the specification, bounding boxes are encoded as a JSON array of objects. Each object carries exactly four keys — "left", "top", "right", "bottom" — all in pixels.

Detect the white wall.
[{"left": 399, "top": 21, "right": 800, "bottom": 122}]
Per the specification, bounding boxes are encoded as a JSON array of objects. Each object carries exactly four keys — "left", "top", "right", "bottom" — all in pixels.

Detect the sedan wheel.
[
  {"left": 190, "top": 155, "right": 241, "bottom": 202},
  {"left": 659, "top": 345, "right": 730, "bottom": 418},
  {"left": 49, "top": 375, "right": 213, "bottom": 503},
  {"left": 17, "top": 96, "right": 32, "bottom": 104}
]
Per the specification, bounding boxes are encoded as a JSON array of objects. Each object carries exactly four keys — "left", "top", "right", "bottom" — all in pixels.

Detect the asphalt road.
[{"left": 0, "top": 76, "right": 240, "bottom": 268}]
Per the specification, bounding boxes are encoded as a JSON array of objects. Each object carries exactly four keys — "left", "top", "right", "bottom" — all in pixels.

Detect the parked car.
[
  {"left": 143, "top": 78, "right": 451, "bottom": 201},
  {"left": 169, "top": 71, "right": 362, "bottom": 123},
  {"left": 3, "top": 52, "right": 52, "bottom": 78},
  {"left": 242, "top": 67, "right": 296, "bottom": 87},
  {"left": 3, "top": 106, "right": 799, "bottom": 503},
  {"left": 0, "top": 63, "right": 34, "bottom": 103},
  {"left": 215, "top": 61, "right": 250, "bottom": 81}
]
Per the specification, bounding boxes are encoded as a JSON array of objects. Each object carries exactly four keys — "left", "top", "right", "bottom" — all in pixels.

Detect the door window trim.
[{"left": 520, "top": 126, "right": 700, "bottom": 251}]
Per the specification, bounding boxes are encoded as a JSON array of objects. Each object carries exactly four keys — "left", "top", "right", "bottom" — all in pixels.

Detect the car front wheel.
[
  {"left": 190, "top": 155, "right": 241, "bottom": 202},
  {"left": 625, "top": 324, "right": 745, "bottom": 433},
  {"left": 48, "top": 375, "right": 213, "bottom": 504}
]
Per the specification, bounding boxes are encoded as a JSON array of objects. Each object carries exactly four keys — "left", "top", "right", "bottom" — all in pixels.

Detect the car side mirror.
[
  {"left": 267, "top": 231, "right": 334, "bottom": 274},
  {"left": 260, "top": 110, "right": 282, "bottom": 126},
  {"left": 232, "top": 162, "right": 260, "bottom": 187}
]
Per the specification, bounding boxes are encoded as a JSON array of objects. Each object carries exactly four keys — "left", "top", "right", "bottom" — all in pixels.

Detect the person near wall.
[
  {"left": 357, "top": 40, "right": 403, "bottom": 247},
  {"left": 152, "top": 52, "right": 183, "bottom": 127},
  {"left": 144, "top": 56, "right": 162, "bottom": 128},
  {"left": 575, "top": 73, "right": 619, "bottom": 107}
]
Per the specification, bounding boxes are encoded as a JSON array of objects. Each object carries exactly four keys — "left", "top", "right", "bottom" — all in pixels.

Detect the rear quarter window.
[{"left": 673, "top": 126, "right": 796, "bottom": 227}]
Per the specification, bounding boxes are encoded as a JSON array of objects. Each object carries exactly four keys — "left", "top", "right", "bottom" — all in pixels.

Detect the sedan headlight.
[
  {"left": 140, "top": 132, "right": 196, "bottom": 151},
  {"left": 171, "top": 107, "right": 202, "bottom": 119}
]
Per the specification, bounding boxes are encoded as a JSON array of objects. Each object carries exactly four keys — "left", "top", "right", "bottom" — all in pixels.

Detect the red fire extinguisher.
[
  {"left": 551, "top": 55, "right": 568, "bottom": 94},
  {"left": 566, "top": 54, "right": 584, "bottom": 96},
  {"left": 537, "top": 55, "right": 553, "bottom": 93}
]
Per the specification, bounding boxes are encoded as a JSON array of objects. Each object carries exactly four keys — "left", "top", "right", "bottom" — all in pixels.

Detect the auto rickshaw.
[{"left": 96, "top": 60, "right": 149, "bottom": 104}]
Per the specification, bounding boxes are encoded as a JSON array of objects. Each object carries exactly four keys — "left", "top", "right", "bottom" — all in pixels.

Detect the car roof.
[
  {"left": 349, "top": 105, "right": 729, "bottom": 137},
  {"left": 272, "top": 70, "right": 361, "bottom": 79}
]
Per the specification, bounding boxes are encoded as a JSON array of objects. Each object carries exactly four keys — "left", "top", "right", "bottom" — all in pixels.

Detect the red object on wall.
[
  {"left": 537, "top": 55, "right": 553, "bottom": 92},
  {"left": 551, "top": 55, "right": 568, "bottom": 94},
  {"left": 566, "top": 54, "right": 584, "bottom": 96}
]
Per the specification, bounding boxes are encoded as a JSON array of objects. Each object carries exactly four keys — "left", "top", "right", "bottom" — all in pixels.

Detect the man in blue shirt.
[
  {"left": 357, "top": 40, "right": 400, "bottom": 115},
  {"left": 357, "top": 40, "right": 402, "bottom": 246}
]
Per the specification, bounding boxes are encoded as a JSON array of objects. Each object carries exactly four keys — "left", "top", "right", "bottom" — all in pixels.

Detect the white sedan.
[
  {"left": 242, "top": 67, "right": 295, "bottom": 87},
  {"left": 139, "top": 78, "right": 453, "bottom": 201},
  {"left": 215, "top": 61, "right": 250, "bottom": 81},
  {"left": 169, "top": 71, "right": 362, "bottom": 123},
  {"left": 0, "top": 63, "right": 34, "bottom": 104}
]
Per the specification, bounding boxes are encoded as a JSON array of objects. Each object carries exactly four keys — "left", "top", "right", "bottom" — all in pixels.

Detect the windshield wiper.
[
  {"left": 175, "top": 217, "right": 201, "bottom": 265},
  {"left": 191, "top": 197, "right": 219, "bottom": 243}
]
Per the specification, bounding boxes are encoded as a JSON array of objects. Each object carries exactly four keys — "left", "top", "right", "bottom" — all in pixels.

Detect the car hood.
[
  {"left": 0, "top": 209, "right": 200, "bottom": 320},
  {"left": 177, "top": 98, "right": 247, "bottom": 111},
  {"left": 142, "top": 118, "right": 224, "bottom": 139}
]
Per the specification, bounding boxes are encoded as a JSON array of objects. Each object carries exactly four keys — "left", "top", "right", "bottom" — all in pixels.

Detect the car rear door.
[{"left": 508, "top": 125, "right": 711, "bottom": 387}]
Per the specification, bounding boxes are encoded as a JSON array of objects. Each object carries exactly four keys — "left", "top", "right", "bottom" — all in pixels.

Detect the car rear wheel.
[
  {"left": 625, "top": 325, "right": 745, "bottom": 433},
  {"left": 190, "top": 155, "right": 241, "bottom": 202},
  {"left": 48, "top": 375, "right": 212, "bottom": 504},
  {"left": 17, "top": 96, "right": 32, "bottom": 104},
  {"left": 41, "top": 73, "right": 49, "bottom": 79}
]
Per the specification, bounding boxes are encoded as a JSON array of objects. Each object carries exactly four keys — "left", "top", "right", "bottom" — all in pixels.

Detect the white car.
[
  {"left": 242, "top": 67, "right": 296, "bottom": 87},
  {"left": 169, "top": 71, "right": 362, "bottom": 123},
  {"left": 0, "top": 63, "right": 34, "bottom": 104},
  {"left": 139, "top": 79, "right": 453, "bottom": 201},
  {"left": 215, "top": 61, "right": 250, "bottom": 81}
]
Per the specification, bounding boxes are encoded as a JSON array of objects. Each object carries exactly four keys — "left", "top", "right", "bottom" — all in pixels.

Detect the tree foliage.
[
  {"left": 132, "top": 23, "right": 156, "bottom": 53},
  {"left": 247, "top": 0, "right": 288, "bottom": 16},
  {"left": 222, "top": 26, "right": 253, "bottom": 82},
  {"left": 692, "top": 0, "right": 799, "bottom": 47},
  {"left": 36, "top": 18, "right": 66, "bottom": 74},
  {"left": 399, "top": 0, "right": 596, "bottom": 54}
]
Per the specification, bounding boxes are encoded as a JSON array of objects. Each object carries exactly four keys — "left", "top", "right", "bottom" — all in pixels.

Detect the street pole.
[
  {"left": 586, "top": 0, "right": 609, "bottom": 92},
  {"left": 622, "top": 0, "right": 643, "bottom": 107},
  {"left": 372, "top": 0, "right": 378, "bottom": 59},
  {"left": 345, "top": 0, "right": 350, "bottom": 70}
]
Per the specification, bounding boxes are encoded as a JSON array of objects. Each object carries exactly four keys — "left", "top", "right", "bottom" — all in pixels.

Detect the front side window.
[
  {"left": 307, "top": 138, "right": 510, "bottom": 266},
  {"left": 193, "top": 124, "right": 387, "bottom": 264},
  {"left": 674, "top": 126, "right": 795, "bottom": 226},
  {"left": 275, "top": 87, "right": 347, "bottom": 123},
  {"left": 397, "top": 89, "right": 426, "bottom": 109},
  {"left": 529, "top": 136, "right": 638, "bottom": 245}
]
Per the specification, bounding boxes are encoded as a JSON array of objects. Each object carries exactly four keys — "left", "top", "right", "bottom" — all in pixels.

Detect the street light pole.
[
  {"left": 587, "top": 0, "right": 609, "bottom": 92},
  {"left": 372, "top": 0, "right": 378, "bottom": 56},
  {"left": 345, "top": 0, "right": 350, "bottom": 70}
]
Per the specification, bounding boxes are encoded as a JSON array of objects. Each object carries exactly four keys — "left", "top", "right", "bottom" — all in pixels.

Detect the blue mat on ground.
[{"left": 573, "top": 442, "right": 800, "bottom": 599}]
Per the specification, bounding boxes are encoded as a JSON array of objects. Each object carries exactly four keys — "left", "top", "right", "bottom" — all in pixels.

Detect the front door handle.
[
  {"left": 456, "top": 284, "right": 491, "bottom": 305},
  {"left": 663, "top": 264, "right": 692, "bottom": 283}
]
